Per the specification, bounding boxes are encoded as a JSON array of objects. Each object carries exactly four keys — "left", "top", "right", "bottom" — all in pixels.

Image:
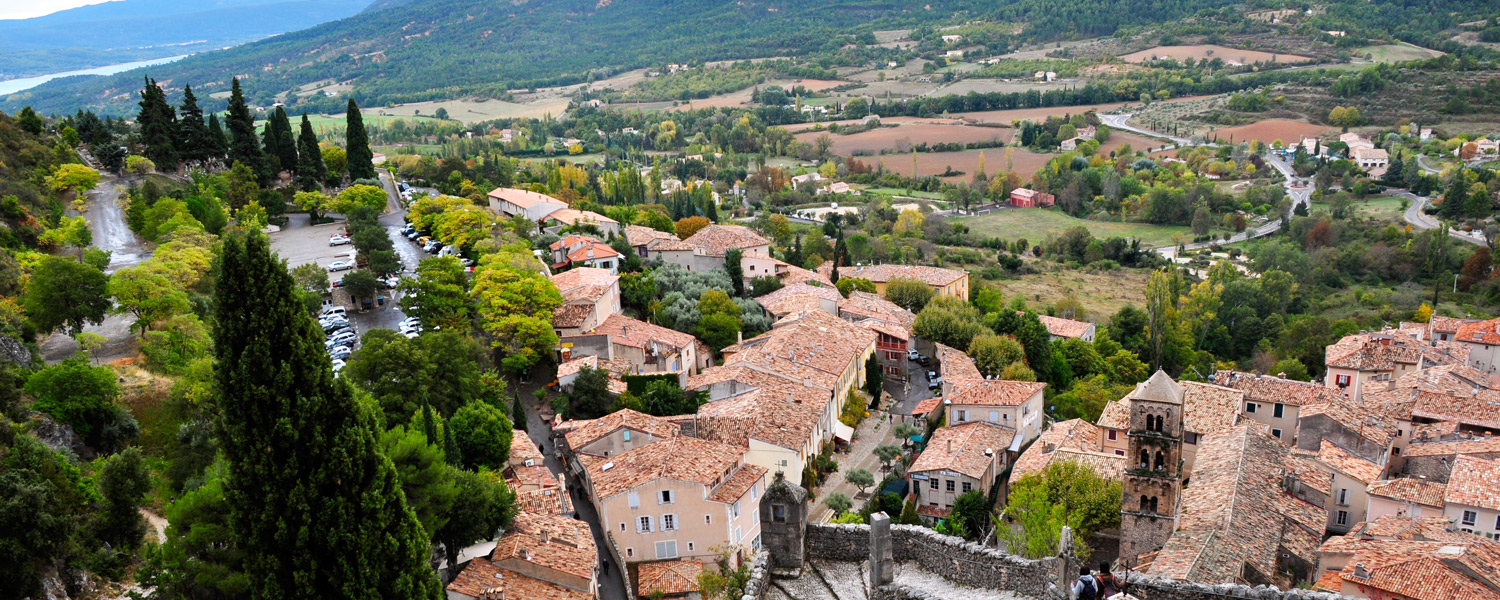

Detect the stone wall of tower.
[{"left": 1119, "top": 398, "right": 1183, "bottom": 565}]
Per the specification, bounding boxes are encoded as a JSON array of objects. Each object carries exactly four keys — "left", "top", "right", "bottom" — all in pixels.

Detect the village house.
[
  {"left": 825, "top": 264, "right": 969, "bottom": 300},
  {"left": 1364, "top": 364, "right": 1500, "bottom": 447},
  {"left": 1365, "top": 477, "right": 1448, "bottom": 521},
  {"left": 1401, "top": 435, "right": 1500, "bottom": 483},
  {"left": 655, "top": 225, "right": 771, "bottom": 275},
  {"left": 1313, "top": 527, "right": 1500, "bottom": 599},
  {"left": 1009, "top": 418, "right": 1125, "bottom": 485},
  {"left": 623, "top": 224, "right": 678, "bottom": 259},
  {"left": 1296, "top": 392, "right": 1399, "bottom": 465},
  {"left": 635, "top": 559, "right": 705, "bottom": 599},
  {"left": 840, "top": 291, "right": 917, "bottom": 380},
  {"left": 695, "top": 387, "right": 825, "bottom": 488},
  {"left": 1315, "top": 439, "right": 1388, "bottom": 534},
  {"left": 1453, "top": 318, "right": 1500, "bottom": 374},
  {"left": 1352, "top": 146, "right": 1389, "bottom": 172},
  {"left": 754, "top": 283, "right": 842, "bottom": 320},
  {"left": 549, "top": 235, "right": 622, "bottom": 274},
  {"left": 560, "top": 314, "right": 710, "bottom": 384},
  {"left": 789, "top": 172, "right": 825, "bottom": 190},
  {"left": 541, "top": 207, "right": 621, "bottom": 238},
  {"left": 585, "top": 436, "right": 766, "bottom": 567},
  {"left": 1443, "top": 455, "right": 1500, "bottom": 539},
  {"left": 550, "top": 267, "right": 621, "bottom": 337},
  {"left": 688, "top": 310, "right": 877, "bottom": 447},
  {"left": 1139, "top": 424, "right": 1324, "bottom": 587},
  {"left": 559, "top": 408, "right": 680, "bottom": 477},
  {"left": 1035, "top": 314, "right": 1096, "bottom": 342},
  {"left": 1428, "top": 316, "right": 1475, "bottom": 342},
  {"left": 505, "top": 433, "right": 572, "bottom": 516},
  {"left": 907, "top": 421, "right": 1014, "bottom": 519},
  {"left": 942, "top": 378, "right": 1047, "bottom": 450},
  {"left": 554, "top": 354, "right": 630, "bottom": 395},
  {"left": 1213, "top": 370, "right": 1342, "bottom": 445},
  {"left": 445, "top": 511, "right": 599, "bottom": 600},
  {"left": 1059, "top": 136, "right": 1086, "bottom": 151},
  {"left": 1324, "top": 330, "right": 1461, "bottom": 401},
  {"left": 934, "top": 342, "right": 982, "bottom": 398},
  {"left": 1009, "top": 187, "right": 1055, "bottom": 208},
  {"left": 488, "top": 187, "right": 569, "bottom": 221}
]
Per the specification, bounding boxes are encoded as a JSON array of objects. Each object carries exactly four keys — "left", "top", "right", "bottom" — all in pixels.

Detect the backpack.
[
  {"left": 1096, "top": 574, "right": 1119, "bottom": 598},
  {"left": 1075, "top": 575, "right": 1098, "bottom": 600}
]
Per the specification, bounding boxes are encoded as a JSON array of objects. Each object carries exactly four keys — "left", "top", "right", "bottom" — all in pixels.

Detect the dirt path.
[{"left": 141, "top": 508, "right": 168, "bottom": 543}]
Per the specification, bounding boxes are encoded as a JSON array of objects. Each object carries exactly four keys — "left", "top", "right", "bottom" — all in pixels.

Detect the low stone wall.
[
  {"left": 1122, "top": 573, "right": 1354, "bottom": 600},
  {"left": 805, "top": 523, "right": 1058, "bottom": 597},
  {"left": 738, "top": 550, "right": 772, "bottom": 600}
]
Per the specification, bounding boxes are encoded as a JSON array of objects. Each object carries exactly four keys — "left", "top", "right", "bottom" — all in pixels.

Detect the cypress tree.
[
  {"left": 213, "top": 232, "right": 441, "bottom": 600},
  {"left": 176, "top": 84, "right": 212, "bottom": 164},
  {"left": 296, "top": 115, "right": 327, "bottom": 192},
  {"left": 137, "top": 77, "right": 178, "bottom": 170},
  {"left": 225, "top": 78, "right": 267, "bottom": 183},
  {"left": 262, "top": 122, "right": 281, "bottom": 175},
  {"left": 206, "top": 113, "right": 228, "bottom": 161},
  {"left": 443, "top": 423, "right": 461, "bottom": 467},
  {"left": 422, "top": 402, "right": 438, "bottom": 446},
  {"left": 345, "top": 99, "right": 376, "bottom": 181},
  {"left": 271, "top": 107, "right": 299, "bottom": 175}
]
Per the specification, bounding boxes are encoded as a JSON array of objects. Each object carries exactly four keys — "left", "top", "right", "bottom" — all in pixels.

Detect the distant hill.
[
  {"left": 1, "top": 0, "right": 1250, "bottom": 116},
  {"left": 0, "top": 0, "right": 372, "bottom": 81}
]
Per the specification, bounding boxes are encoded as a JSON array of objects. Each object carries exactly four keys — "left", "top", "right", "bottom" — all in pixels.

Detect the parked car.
[
  {"left": 331, "top": 278, "right": 344, "bottom": 288},
  {"left": 326, "top": 260, "right": 354, "bottom": 272},
  {"left": 399, "top": 317, "right": 421, "bottom": 329},
  {"left": 321, "top": 319, "right": 349, "bottom": 333},
  {"left": 416, "top": 236, "right": 432, "bottom": 246},
  {"left": 404, "top": 331, "right": 419, "bottom": 339},
  {"left": 423, "top": 240, "right": 442, "bottom": 253},
  {"left": 331, "top": 358, "right": 346, "bottom": 372},
  {"left": 329, "top": 234, "right": 351, "bottom": 246},
  {"left": 907, "top": 350, "right": 920, "bottom": 361},
  {"left": 326, "top": 332, "right": 357, "bottom": 348},
  {"left": 326, "top": 326, "right": 355, "bottom": 339},
  {"left": 321, "top": 306, "right": 347, "bottom": 318},
  {"left": 917, "top": 355, "right": 931, "bottom": 366},
  {"left": 383, "top": 276, "right": 400, "bottom": 289},
  {"left": 328, "top": 346, "right": 352, "bottom": 360}
]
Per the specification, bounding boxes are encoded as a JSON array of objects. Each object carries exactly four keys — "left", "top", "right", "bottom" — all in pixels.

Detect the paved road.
[
  {"left": 1386, "top": 189, "right": 1489, "bottom": 247},
  {"left": 1156, "top": 154, "right": 1310, "bottom": 259},
  {"left": 85, "top": 172, "right": 148, "bottom": 271},
  {"left": 1417, "top": 155, "right": 1443, "bottom": 175},
  {"left": 1099, "top": 113, "right": 1193, "bottom": 147},
  {"left": 811, "top": 410, "right": 901, "bottom": 523}
]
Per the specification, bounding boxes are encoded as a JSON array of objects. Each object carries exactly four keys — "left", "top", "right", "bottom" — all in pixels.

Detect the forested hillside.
[{"left": 2, "top": 0, "right": 1245, "bottom": 116}]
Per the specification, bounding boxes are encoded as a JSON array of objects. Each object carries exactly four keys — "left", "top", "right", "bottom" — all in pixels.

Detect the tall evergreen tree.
[
  {"left": 176, "top": 84, "right": 212, "bottom": 164},
  {"left": 264, "top": 107, "right": 298, "bottom": 176},
  {"left": 296, "top": 115, "right": 327, "bottom": 192},
  {"left": 345, "top": 99, "right": 376, "bottom": 181},
  {"left": 224, "top": 78, "right": 267, "bottom": 184},
  {"left": 262, "top": 122, "right": 282, "bottom": 175},
  {"left": 213, "top": 232, "right": 441, "bottom": 600},
  {"left": 17, "top": 106, "right": 44, "bottom": 135},
  {"left": 137, "top": 77, "right": 178, "bottom": 170},
  {"left": 206, "top": 113, "right": 229, "bottom": 163}
]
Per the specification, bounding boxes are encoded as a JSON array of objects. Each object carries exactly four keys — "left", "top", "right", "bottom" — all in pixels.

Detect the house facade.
[{"left": 907, "top": 421, "right": 1015, "bottom": 519}]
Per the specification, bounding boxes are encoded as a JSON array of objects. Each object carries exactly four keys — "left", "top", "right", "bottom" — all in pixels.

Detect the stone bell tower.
[{"left": 1118, "top": 370, "right": 1185, "bottom": 566}]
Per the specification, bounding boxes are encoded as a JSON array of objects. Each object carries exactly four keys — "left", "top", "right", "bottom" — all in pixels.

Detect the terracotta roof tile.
[
  {"left": 946, "top": 378, "right": 1047, "bottom": 406},
  {"left": 492, "top": 512, "right": 597, "bottom": 581},
  {"left": 1010, "top": 419, "right": 1124, "bottom": 485},
  {"left": 1367, "top": 478, "right": 1447, "bottom": 508},
  {"left": 624, "top": 224, "right": 677, "bottom": 247},
  {"left": 857, "top": 318, "right": 910, "bottom": 341},
  {"left": 1316, "top": 440, "right": 1384, "bottom": 484},
  {"left": 545, "top": 207, "right": 619, "bottom": 226},
  {"left": 587, "top": 314, "right": 698, "bottom": 352},
  {"left": 936, "top": 343, "right": 983, "bottom": 382},
  {"left": 488, "top": 187, "right": 567, "bottom": 209},
  {"left": 585, "top": 436, "right": 757, "bottom": 502},
  {"left": 446, "top": 557, "right": 591, "bottom": 600},
  {"left": 1316, "top": 537, "right": 1500, "bottom": 600},
  {"left": 707, "top": 461, "right": 767, "bottom": 503},
  {"left": 1431, "top": 316, "right": 1473, "bottom": 334},
  {"left": 637, "top": 559, "right": 704, "bottom": 597},
  {"left": 1456, "top": 318, "right": 1500, "bottom": 346},
  {"left": 681, "top": 225, "right": 769, "bottom": 256},
  {"left": 563, "top": 242, "right": 620, "bottom": 264},
  {"left": 1212, "top": 370, "right": 1340, "bottom": 407},
  {"left": 510, "top": 432, "right": 546, "bottom": 466},
  {"left": 911, "top": 396, "right": 943, "bottom": 416},
  {"left": 720, "top": 310, "right": 875, "bottom": 392},
  {"left": 909, "top": 421, "right": 1014, "bottom": 480},
  {"left": 832, "top": 264, "right": 966, "bottom": 287},
  {"left": 697, "top": 388, "right": 821, "bottom": 452},
  {"left": 1445, "top": 455, "right": 1500, "bottom": 511},
  {"left": 1324, "top": 332, "right": 1459, "bottom": 372},
  {"left": 840, "top": 291, "right": 915, "bottom": 327},
  {"left": 563, "top": 409, "right": 680, "bottom": 453},
  {"left": 755, "top": 283, "right": 841, "bottom": 316},
  {"left": 1350, "top": 515, "right": 1470, "bottom": 542},
  {"left": 552, "top": 304, "right": 595, "bottom": 328},
  {"left": 1035, "top": 314, "right": 1094, "bottom": 339},
  {"left": 1404, "top": 435, "right": 1500, "bottom": 458},
  {"left": 1180, "top": 382, "right": 1244, "bottom": 435},
  {"left": 1286, "top": 452, "right": 1332, "bottom": 496}
]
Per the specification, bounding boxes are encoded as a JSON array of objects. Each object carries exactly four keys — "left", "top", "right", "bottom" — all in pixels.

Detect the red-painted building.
[{"left": 1009, "top": 188, "right": 1055, "bottom": 208}]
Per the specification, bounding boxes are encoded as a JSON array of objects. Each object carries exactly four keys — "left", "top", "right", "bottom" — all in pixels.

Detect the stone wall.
[
  {"left": 805, "top": 523, "right": 1058, "bottom": 597},
  {"left": 602, "top": 531, "right": 634, "bottom": 600},
  {"left": 1120, "top": 573, "right": 1354, "bottom": 600},
  {"left": 738, "top": 550, "right": 772, "bottom": 600}
]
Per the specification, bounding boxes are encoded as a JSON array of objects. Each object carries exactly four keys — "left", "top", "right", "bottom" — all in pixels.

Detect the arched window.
[
  {"left": 1149, "top": 496, "right": 1159, "bottom": 512},
  {"left": 1155, "top": 415, "right": 1165, "bottom": 432},
  {"left": 1154, "top": 451, "right": 1166, "bottom": 471},
  {"left": 1141, "top": 495, "right": 1150, "bottom": 511},
  {"left": 1139, "top": 449, "right": 1150, "bottom": 468}
]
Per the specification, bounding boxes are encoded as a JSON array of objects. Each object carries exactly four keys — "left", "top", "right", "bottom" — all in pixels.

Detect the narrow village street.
[{"left": 811, "top": 406, "right": 903, "bottom": 523}]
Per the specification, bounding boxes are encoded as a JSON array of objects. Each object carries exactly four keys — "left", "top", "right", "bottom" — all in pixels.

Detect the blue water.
[{"left": 0, "top": 54, "right": 189, "bottom": 96}]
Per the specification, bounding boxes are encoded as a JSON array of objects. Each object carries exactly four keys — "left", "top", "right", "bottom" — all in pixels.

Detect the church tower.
[{"left": 1119, "top": 370, "right": 1185, "bottom": 566}]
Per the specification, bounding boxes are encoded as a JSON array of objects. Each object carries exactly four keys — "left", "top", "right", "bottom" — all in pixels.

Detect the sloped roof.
[
  {"left": 1212, "top": 370, "right": 1339, "bottom": 407},
  {"left": 1367, "top": 478, "right": 1447, "bottom": 508},
  {"left": 562, "top": 408, "right": 680, "bottom": 453},
  {"left": 446, "top": 557, "right": 591, "bottom": 600},
  {"left": 1317, "top": 536, "right": 1500, "bottom": 600},
  {"left": 1456, "top": 318, "right": 1500, "bottom": 346},
  {"left": 908, "top": 421, "right": 1014, "bottom": 480},
  {"left": 946, "top": 379, "right": 1047, "bottom": 407},
  {"left": 697, "top": 388, "right": 821, "bottom": 452},
  {"left": 720, "top": 309, "right": 875, "bottom": 392},
  {"left": 935, "top": 343, "right": 983, "bottom": 382},
  {"left": 1404, "top": 435, "right": 1500, "bottom": 458},
  {"left": 492, "top": 511, "right": 597, "bottom": 581},
  {"left": 1035, "top": 314, "right": 1094, "bottom": 339},
  {"left": 489, "top": 187, "right": 566, "bottom": 209},
  {"left": 1181, "top": 381, "right": 1244, "bottom": 435},
  {"left": 1350, "top": 515, "right": 1471, "bottom": 542},
  {"left": 1009, "top": 419, "right": 1124, "bottom": 485},
  {"left": 1445, "top": 455, "right": 1500, "bottom": 511},
  {"left": 637, "top": 559, "right": 704, "bottom": 597},
  {"left": 755, "top": 282, "right": 841, "bottom": 316},
  {"left": 624, "top": 224, "right": 677, "bottom": 247},
  {"left": 587, "top": 313, "right": 698, "bottom": 352},
  {"left": 586, "top": 436, "right": 760, "bottom": 501},
  {"left": 841, "top": 291, "right": 915, "bottom": 327},
  {"left": 681, "top": 225, "right": 769, "bottom": 256},
  {"left": 1131, "top": 370, "right": 1185, "bottom": 405},
  {"left": 1317, "top": 440, "right": 1384, "bottom": 484},
  {"left": 1299, "top": 394, "right": 1400, "bottom": 451},
  {"left": 553, "top": 304, "right": 595, "bottom": 328}
]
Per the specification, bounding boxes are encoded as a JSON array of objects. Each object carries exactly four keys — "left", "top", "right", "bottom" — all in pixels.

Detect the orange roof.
[
  {"left": 840, "top": 291, "right": 915, "bottom": 327},
  {"left": 562, "top": 408, "right": 680, "bottom": 453},
  {"left": 488, "top": 187, "right": 567, "bottom": 209},
  {"left": 911, "top": 396, "right": 943, "bottom": 416},
  {"left": 551, "top": 266, "right": 617, "bottom": 293},
  {"left": 1367, "top": 478, "right": 1447, "bottom": 508},
  {"left": 587, "top": 314, "right": 697, "bottom": 352},
  {"left": 586, "top": 436, "right": 761, "bottom": 501},
  {"left": 1405, "top": 435, "right": 1500, "bottom": 458},
  {"left": 936, "top": 343, "right": 983, "bottom": 382},
  {"left": 1035, "top": 314, "right": 1094, "bottom": 339},
  {"left": 1009, "top": 419, "right": 1123, "bottom": 485},
  {"left": 755, "top": 282, "right": 841, "bottom": 316},
  {"left": 697, "top": 388, "right": 820, "bottom": 453},
  {"left": 563, "top": 241, "right": 620, "bottom": 264},
  {"left": 623, "top": 224, "right": 677, "bottom": 247},
  {"left": 1212, "top": 370, "right": 1340, "bottom": 407},
  {"left": 945, "top": 379, "right": 1046, "bottom": 407},
  {"left": 637, "top": 559, "right": 704, "bottom": 597},
  {"left": 1317, "top": 440, "right": 1384, "bottom": 484},
  {"left": 680, "top": 224, "right": 768, "bottom": 256},
  {"left": 1350, "top": 515, "right": 1472, "bottom": 542},
  {"left": 1456, "top": 318, "right": 1500, "bottom": 346},
  {"left": 491, "top": 512, "right": 597, "bottom": 582},
  {"left": 1446, "top": 455, "right": 1500, "bottom": 511},
  {"left": 510, "top": 431, "right": 545, "bottom": 466},
  {"left": 545, "top": 207, "right": 619, "bottom": 226},
  {"left": 908, "top": 421, "right": 1014, "bottom": 480},
  {"left": 446, "top": 557, "right": 592, "bottom": 600}
]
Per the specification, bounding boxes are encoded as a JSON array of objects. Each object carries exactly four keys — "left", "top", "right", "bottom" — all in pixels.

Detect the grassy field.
[
  {"left": 1357, "top": 43, "right": 1444, "bottom": 63},
  {"left": 861, "top": 187, "right": 945, "bottom": 199},
  {"left": 1353, "top": 196, "right": 1408, "bottom": 221},
  {"left": 954, "top": 208, "right": 1191, "bottom": 248},
  {"left": 992, "top": 263, "right": 1152, "bottom": 319},
  {"left": 262, "top": 113, "right": 450, "bottom": 139}
]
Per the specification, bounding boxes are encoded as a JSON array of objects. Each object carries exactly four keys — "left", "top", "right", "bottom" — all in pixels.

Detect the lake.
[{"left": 0, "top": 54, "right": 190, "bottom": 96}]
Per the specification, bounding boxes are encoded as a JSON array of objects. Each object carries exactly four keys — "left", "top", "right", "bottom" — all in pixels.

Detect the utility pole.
[{"left": 1454, "top": 273, "right": 1460, "bottom": 293}]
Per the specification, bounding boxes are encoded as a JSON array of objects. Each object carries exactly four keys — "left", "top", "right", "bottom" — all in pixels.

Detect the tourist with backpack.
[
  {"left": 1072, "top": 566, "right": 1098, "bottom": 600},
  {"left": 1096, "top": 562, "right": 1120, "bottom": 598}
]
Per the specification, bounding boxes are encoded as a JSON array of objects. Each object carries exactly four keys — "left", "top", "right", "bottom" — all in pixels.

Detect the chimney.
[
  {"left": 947, "top": 438, "right": 953, "bottom": 453},
  {"left": 738, "top": 330, "right": 743, "bottom": 344},
  {"left": 1353, "top": 564, "right": 1370, "bottom": 579},
  {"left": 1277, "top": 372, "right": 1287, "bottom": 379},
  {"left": 541, "top": 530, "right": 550, "bottom": 544}
]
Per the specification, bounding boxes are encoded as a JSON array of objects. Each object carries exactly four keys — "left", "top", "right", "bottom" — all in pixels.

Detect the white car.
[
  {"left": 399, "top": 317, "right": 421, "bottom": 329},
  {"left": 321, "top": 306, "right": 347, "bottom": 318},
  {"left": 329, "top": 234, "right": 351, "bottom": 246},
  {"left": 404, "top": 331, "right": 419, "bottom": 339},
  {"left": 326, "top": 260, "right": 354, "bottom": 272},
  {"left": 326, "top": 331, "right": 357, "bottom": 347},
  {"left": 331, "top": 359, "right": 346, "bottom": 372}
]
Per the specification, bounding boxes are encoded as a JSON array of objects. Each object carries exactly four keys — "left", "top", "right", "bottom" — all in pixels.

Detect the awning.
[{"left": 834, "top": 422, "right": 856, "bottom": 442}]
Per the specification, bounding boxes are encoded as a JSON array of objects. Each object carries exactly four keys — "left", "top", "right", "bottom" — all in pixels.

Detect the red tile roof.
[
  {"left": 1035, "top": 314, "right": 1094, "bottom": 339},
  {"left": 697, "top": 388, "right": 821, "bottom": 452},
  {"left": 637, "top": 559, "right": 704, "bottom": 597},
  {"left": 1456, "top": 318, "right": 1500, "bottom": 346},
  {"left": 1404, "top": 435, "right": 1500, "bottom": 458},
  {"left": 1316, "top": 440, "right": 1384, "bottom": 484},
  {"left": 624, "top": 224, "right": 677, "bottom": 247},
  {"left": 680, "top": 225, "right": 769, "bottom": 256},
  {"left": 946, "top": 379, "right": 1047, "bottom": 407},
  {"left": 586, "top": 436, "right": 761, "bottom": 502},
  {"left": 1317, "top": 536, "right": 1500, "bottom": 600},
  {"left": 1350, "top": 515, "right": 1471, "bottom": 542},
  {"left": 1445, "top": 455, "right": 1500, "bottom": 511},
  {"left": 1009, "top": 419, "right": 1123, "bottom": 485},
  {"left": 492, "top": 511, "right": 597, "bottom": 582},
  {"left": 1367, "top": 478, "right": 1447, "bottom": 508},
  {"left": 1212, "top": 370, "right": 1340, "bottom": 407},
  {"left": 587, "top": 313, "right": 698, "bottom": 352},
  {"left": 841, "top": 291, "right": 915, "bottom": 327},
  {"left": 909, "top": 421, "right": 1014, "bottom": 480},
  {"left": 911, "top": 396, "right": 943, "bottom": 416},
  {"left": 562, "top": 408, "right": 680, "bottom": 453},
  {"left": 488, "top": 187, "right": 566, "bottom": 209}
]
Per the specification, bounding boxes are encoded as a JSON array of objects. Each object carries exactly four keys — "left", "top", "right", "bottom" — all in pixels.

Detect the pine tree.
[
  {"left": 345, "top": 99, "right": 376, "bottom": 181},
  {"left": 225, "top": 78, "right": 267, "bottom": 184},
  {"left": 296, "top": 115, "right": 327, "bottom": 192},
  {"left": 137, "top": 77, "right": 178, "bottom": 170},
  {"left": 213, "top": 232, "right": 441, "bottom": 600},
  {"left": 206, "top": 113, "right": 229, "bottom": 162},
  {"left": 176, "top": 84, "right": 212, "bottom": 164},
  {"left": 17, "top": 106, "right": 43, "bottom": 135}
]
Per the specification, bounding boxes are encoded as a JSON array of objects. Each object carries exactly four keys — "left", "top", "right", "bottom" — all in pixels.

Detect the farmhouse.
[{"left": 1009, "top": 187, "right": 1055, "bottom": 208}]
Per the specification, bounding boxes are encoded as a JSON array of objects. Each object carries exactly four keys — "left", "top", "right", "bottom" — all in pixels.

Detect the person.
[
  {"left": 1072, "top": 566, "right": 1097, "bottom": 600},
  {"left": 602, "top": 558, "right": 610, "bottom": 575},
  {"left": 1096, "top": 562, "right": 1119, "bottom": 598}
]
